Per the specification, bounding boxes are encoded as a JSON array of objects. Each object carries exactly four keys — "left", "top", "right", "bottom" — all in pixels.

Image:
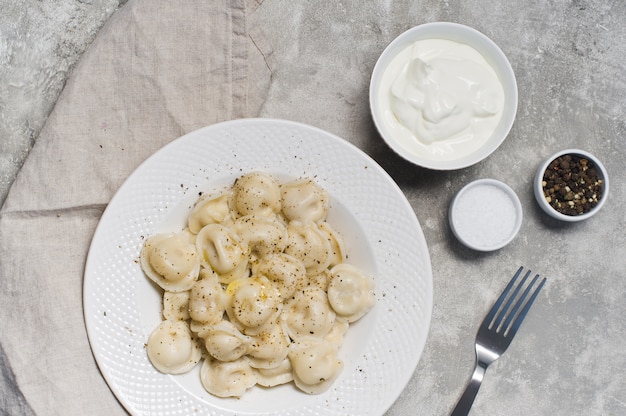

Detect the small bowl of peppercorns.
[{"left": 534, "top": 149, "right": 609, "bottom": 222}]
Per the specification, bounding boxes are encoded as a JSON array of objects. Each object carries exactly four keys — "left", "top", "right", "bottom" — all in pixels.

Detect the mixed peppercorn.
[{"left": 541, "top": 153, "right": 604, "bottom": 216}]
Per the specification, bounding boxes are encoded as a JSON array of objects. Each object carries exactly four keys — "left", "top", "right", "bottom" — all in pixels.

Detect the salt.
[{"left": 449, "top": 179, "right": 522, "bottom": 251}]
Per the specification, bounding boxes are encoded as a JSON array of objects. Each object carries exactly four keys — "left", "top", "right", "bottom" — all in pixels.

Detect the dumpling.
[
  {"left": 327, "top": 264, "right": 375, "bottom": 323},
  {"left": 252, "top": 253, "right": 306, "bottom": 300},
  {"left": 282, "top": 286, "right": 335, "bottom": 339},
  {"left": 188, "top": 268, "right": 225, "bottom": 326},
  {"left": 187, "top": 191, "right": 232, "bottom": 234},
  {"left": 246, "top": 321, "right": 291, "bottom": 369},
  {"left": 141, "top": 172, "right": 378, "bottom": 399},
  {"left": 231, "top": 172, "right": 281, "bottom": 218},
  {"left": 146, "top": 319, "right": 202, "bottom": 374},
  {"left": 203, "top": 320, "right": 251, "bottom": 362},
  {"left": 225, "top": 276, "right": 282, "bottom": 335},
  {"left": 140, "top": 233, "right": 200, "bottom": 292},
  {"left": 162, "top": 290, "right": 190, "bottom": 321},
  {"left": 200, "top": 357, "right": 257, "bottom": 398},
  {"left": 284, "top": 220, "right": 332, "bottom": 276},
  {"left": 302, "top": 270, "right": 330, "bottom": 292},
  {"left": 317, "top": 222, "right": 346, "bottom": 268},
  {"left": 233, "top": 215, "right": 288, "bottom": 261},
  {"left": 288, "top": 336, "right": 343, "bottom": 394},
  {"left": 254, "top": 357, "right": 293, "bottom": 387},
  {"left": 195, "top": 223, "right": 249, "bottom": 284},
  {"left": 280, "top": 178, "right": 329, "bottom": 223},
  {"left": 324, "top": 319, "right": 349, "bottom": 348}
]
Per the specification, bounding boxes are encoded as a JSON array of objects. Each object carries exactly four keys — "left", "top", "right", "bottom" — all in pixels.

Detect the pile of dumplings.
[{"left": 140, "top": 172, "right": 375, "bottom": 398}]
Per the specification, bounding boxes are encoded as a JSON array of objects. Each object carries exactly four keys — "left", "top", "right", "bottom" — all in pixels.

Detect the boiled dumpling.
[
  {"left": 327, "top": 263, "right": 375, "bottom": 323},
  {"left": 233, "top": 215, "right": 287, "bottom": 261},
  {"left": 284, "top": 220, "right": 331, "bottom": 276},
  {"left": 195, "top": 223, "right": 249, "bottom": 284},
  {"left": 146, "top": 319, "right": 202, "bottom": 374},
  {"left": 302, "top": 270, "right": 330, "bottom": 292},
  {"left": 200, "top": 357, "right": 257, "bottom": 398},
  {"left": 203, "top": 320, "right": 251, "bottom": 362},
  {"left": 254, "top": 357, "right": 293, "bottom": 387},
  {"left": 252, "top": 252, "right": 306, "bottom": 300},
  {"left": 231, "top": 172, "right": 281, "bottom": 218},
  {"left": 282, "top": 286, "right": 335, "bottom": 339},
  {"left": 317, "top": 222, "right": 346, "bottom": 268},
  {"left": 187, "top": 191, "right": 231, "bottom": 234},
  {"left": 280, "top": 178, "right": 329, "bottom": 223},
  {"left": 140, "top": 233, "right": 200, "bottom": 292},
  {"left": 225, "top": 276, "right": 282, "bottom": 335},
  {"left": 162, "top": 290, "right": 190, "bottom": 321},
  {"left": 288, "top": 336, "right": 343, "bottom": 394},
  {"left": 324, "top": 319, "right": 349, "bottom": 348},
  {"left": 188, "top": 268, "right": 225, "bottom": 326},
  {"left": 246, "top": 321, "right": 291, "bottom": 369}
]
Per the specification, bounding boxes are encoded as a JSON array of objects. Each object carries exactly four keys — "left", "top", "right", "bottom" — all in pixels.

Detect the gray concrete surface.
[
  {"left": 1, "top": 0, "right": 625, "bottom": 415},
  {"left": 253, "top": 4, "right": 626, "bottom": 415}
]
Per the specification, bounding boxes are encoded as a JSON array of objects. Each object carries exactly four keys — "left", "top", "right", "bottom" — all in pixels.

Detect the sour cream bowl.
[{"left": 369, "top": 22, "right": 518, "bottom": 170}]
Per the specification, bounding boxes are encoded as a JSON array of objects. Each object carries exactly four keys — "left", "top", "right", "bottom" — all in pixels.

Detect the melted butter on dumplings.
[{"left": 140, "top": 172, "right": 376, "bottom": 398}]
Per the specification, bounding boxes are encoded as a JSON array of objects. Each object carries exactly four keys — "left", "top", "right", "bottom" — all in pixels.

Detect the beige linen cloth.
[{"left": 0, "top": 0, "right": 271, "bottom": 414}]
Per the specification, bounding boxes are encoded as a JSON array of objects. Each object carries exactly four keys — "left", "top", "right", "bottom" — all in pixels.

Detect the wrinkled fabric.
[{"left": 0, "top": 0, "right": 271, "bottom": 414}]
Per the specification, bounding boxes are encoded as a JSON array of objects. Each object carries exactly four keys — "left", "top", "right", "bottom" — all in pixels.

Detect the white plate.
[{"left": 83, "top": 118, "right": 433, "bottom": 415}]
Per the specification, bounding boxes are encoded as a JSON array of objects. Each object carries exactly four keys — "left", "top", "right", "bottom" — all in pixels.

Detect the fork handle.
[{"left": 450, "top": 362, "right": 487, "bottom": 416}]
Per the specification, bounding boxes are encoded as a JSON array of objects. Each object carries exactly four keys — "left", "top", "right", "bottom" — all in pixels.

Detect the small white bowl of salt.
[{"left": 449, "top": 179, "right": 523, "bottom": 251}]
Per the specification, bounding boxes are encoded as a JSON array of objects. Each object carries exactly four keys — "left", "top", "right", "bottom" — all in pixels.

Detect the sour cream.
[{"left": 377, "top": 38, "right": 505, "bottom": 160}]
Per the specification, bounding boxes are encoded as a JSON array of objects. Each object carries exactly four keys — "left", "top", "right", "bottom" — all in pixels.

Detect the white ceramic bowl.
[
  {"left": 534, "top": 149, "right": 609, "bottom": 222},
  {"left": 369, "top": 22, "right": 518, "bottom": 170},
  {"left": 449, "top": 179, "right": 523, "bottom": 251}
]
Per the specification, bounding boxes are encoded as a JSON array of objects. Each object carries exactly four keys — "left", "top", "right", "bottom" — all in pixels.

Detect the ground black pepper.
[{"left": 542, "top": 154, "right": 604, "bottom": 216}]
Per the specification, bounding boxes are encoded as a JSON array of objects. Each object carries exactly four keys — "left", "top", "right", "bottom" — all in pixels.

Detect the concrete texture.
[
  {"left": 1, "top": 0, "right": 625, "bottom": 415},
  {"left": 0, "top": 0, "right": 125, "bottom": 206},
  {"left": 251, "top": 4, "right": 626, "bottom": 415}
]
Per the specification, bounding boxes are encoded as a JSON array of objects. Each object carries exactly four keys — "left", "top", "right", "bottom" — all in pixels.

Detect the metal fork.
[{"left": 450, "top": 267, "right": 547, "bottom": 416}]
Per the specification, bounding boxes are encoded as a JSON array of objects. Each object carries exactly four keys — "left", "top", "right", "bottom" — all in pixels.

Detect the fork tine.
[
  {"left": 501, "top": 273, "right": 540, "bottom": 333},
  {"left": 492, "top": 268, "right": 531, "bottom": 332},
  {"left": 504, "top": 275, "right": 547, "bottom": 338},
  {"left": 483, "top": 266, "right": 523, "bottom": 330}
]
